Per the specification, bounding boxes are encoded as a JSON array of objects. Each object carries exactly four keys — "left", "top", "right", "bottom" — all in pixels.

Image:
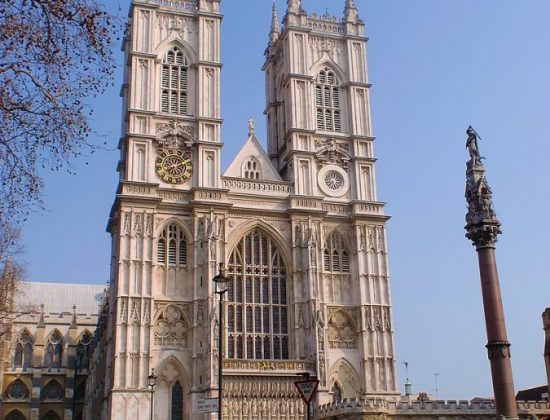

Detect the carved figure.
[{"left": 466, "top": 126, "right": 482, "bottom": 166}]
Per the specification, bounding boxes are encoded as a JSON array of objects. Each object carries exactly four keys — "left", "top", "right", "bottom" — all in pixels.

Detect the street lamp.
[
  {"left": 148, "top": 368, "right": 157, "bottom": 420},
  {"left": 213, "top": 263, "right": 229, "bottom": 420}
]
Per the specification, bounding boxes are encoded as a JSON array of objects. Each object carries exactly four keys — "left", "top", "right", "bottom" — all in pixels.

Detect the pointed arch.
[
  {"left": 327, "top": 309, "right": 357, "bottom": 349},
  {"left": 156, "top": 221, "right": 189, "bottom": 267},
  {"left": 226, "top": 226, "right": 290, "bottom": 360},
  {"left": 76, "top": 330, "right": 93, "bottom": 372},
  {"left": 5, "top": 410, "right": 26, "bottom": 420},
  {"left": 153, "top": 304, "right": 190, "bottom": 347},
  {"left": 44, "top": 329, "right": 64, "bottom": 369},
  {"left": 328, "top": 358, "right": 361, "bottom": 401},
  {"left": 5, "top": 379, "right": 28, "bottom": 400},
  {"left": 41, "top": 411, "right": 61, "bottom": 420},
  {"left": 226, "top": 220, "right": 292, "bottom": 270},
  {"left": 312, "top": 62, "right": 345, "bottom": 133},
  {"left": 153, "top": 356, "right": 191, "bottom": 420},
  {"left": 323, "top": 230, "right": 351, "bottom": 273},
  {"left": 155, "top": 37, "right": 197, "bottom": 64},
  {"left": 310, "top": 60, "right": 346, "bottom": 84}
]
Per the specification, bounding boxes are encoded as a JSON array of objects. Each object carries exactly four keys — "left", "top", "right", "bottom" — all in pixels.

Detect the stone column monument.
[
  {"left": 543, "top": 308, "right": 550, "bottom": 396},
  {"left": 464, "top": 126, "right": 518, "bottom": 418}
]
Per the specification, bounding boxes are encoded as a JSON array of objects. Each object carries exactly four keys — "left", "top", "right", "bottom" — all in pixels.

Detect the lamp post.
[
  {"left": 213, "top": 263, "right": 229, "bottom": 420},
  {"left": 148, "top": 369, "right": 157, "bottom": 420}
]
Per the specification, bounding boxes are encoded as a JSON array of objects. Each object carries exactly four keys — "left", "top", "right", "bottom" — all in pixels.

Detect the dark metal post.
[
  {"left": 464, "top": 126, "right": 517, "bottom": 418},
  {"left": 213, "top": 263, "right": 228, "bottom": 420},
  {"left": 148, "top": 369, "right": 157, "bottom": 420}
]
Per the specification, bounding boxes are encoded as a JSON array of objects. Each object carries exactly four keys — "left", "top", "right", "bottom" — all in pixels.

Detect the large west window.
[
  {"left": 161, "top": 46, "right": 189, "bottom": 115},
  {"left": 316, "top": 68, "right": 342, "bottom": 132},
  {"left": 226, "top": 230, "right": 289, "bottom": 360}
]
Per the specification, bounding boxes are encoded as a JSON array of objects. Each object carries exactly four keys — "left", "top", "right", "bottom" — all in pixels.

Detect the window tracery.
[
  {"left": 327, "top": 310, "right": 357, "bottom": 349},
  {"left": 6, "top": 379, "right": 28, "bottom": 400},
  {"left": 316, "top": 68, "right": 341, "bottom": 132},
  {"left": 161, "top": 46, "right": 189, "bottom": 115},
  {"left": 44, "top": 330, "right": 63, "bottom": 369},
  {"left": 42, "top": 380, "right": 63, "bottom": 401},
  {"left": 13, "top": 330, "right": 33, "bottom": 368},
  {"left": 227, "top": 229, "right": 289, "bottom": 360},
  {"left": 154, "top": 305, "right": 189, "bottom": 347},
  {"left": 323, "top": 232, "right": 350, "bottom": 273},
  {"left": 157, "top": 224, "right": 187, "bottom": 266},
  {"left": 76, "top": 332, "right": 92, "bottom": 372}
]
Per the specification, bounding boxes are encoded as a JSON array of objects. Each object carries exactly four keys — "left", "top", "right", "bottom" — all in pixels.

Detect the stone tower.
[
  {"left": 85, "top": 1, "right": 398, "bottom": 418},
  {"left": 263, "top": 0, "right": 397, "bottom": 402}
]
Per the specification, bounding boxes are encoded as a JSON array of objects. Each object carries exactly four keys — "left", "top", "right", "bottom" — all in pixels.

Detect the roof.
[
  {"left": 516, "top": 385, "right": 549, "bottom": 402},
  {"left": 223, "top": 134, "right": 282, "bottom": 182},
  {"left": 15, "top": 282, "right": 105, "bottom": 316}
]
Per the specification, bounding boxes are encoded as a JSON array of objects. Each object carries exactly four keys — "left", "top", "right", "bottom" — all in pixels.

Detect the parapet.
[{"left": 317, "top": 398, "right": 550, "bottom": 419}]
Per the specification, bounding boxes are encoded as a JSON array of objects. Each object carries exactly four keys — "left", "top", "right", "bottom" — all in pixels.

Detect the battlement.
[{"left": 317, "top": 398, "right": 550, "bottom": 419}]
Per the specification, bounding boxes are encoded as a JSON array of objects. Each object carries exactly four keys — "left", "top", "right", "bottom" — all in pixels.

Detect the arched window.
[
  {"left": 316, "top": 68, "right": 341, "bottom": 132},
  {"left": 171, "top": 381, "right": 184, "bottom": 420},
  {"left": 13, "top": 329, "right": 33, "bottom": 369},
  {"left": 13, "top": 343, "right": 23, "bottom": 367},
  {"left": 44, "top": 331, "right": 63, "bottom": 369},
  {"left": 161, "top": 46, "right": 189, "bottom": 115},
  {"left": 324, "top": 232, "right": 350, "bottom": 273},
  {"left": 243, "top": 158, "right": 260, "bottom": 180},
  {"left": 157, "top": 224, "right": 187, "bottom": 266},
  {"left": 6, "top": 379, "right": 28, "bottom": 400},
  {"left": 42, "top": 380, "right": 64, "bottom": 401},
  {"left": 42, "top": 411, "right": 61, "bottom": 420},
  {"left": 5, "top": 410, "right": 26, "bottom": 420},
  {"left": 227, "top": 229, "right": 289, "bottom": 360},
  {"left": 76, "top": 332, "right": 92, "bottom": 372}
]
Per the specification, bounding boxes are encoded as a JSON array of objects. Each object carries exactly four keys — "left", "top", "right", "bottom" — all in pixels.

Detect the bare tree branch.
[{"left": 0, "top": 0, "right": 123, "bottom": 224}]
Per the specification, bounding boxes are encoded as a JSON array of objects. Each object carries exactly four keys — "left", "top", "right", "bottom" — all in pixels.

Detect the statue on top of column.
[{"left": 466, "top": 126, "right": 483, "bottom": 167}]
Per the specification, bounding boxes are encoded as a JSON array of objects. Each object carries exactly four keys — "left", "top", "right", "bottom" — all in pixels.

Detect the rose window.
[{"left": 325, "top": 171, "right": 344, "bottom": 191}]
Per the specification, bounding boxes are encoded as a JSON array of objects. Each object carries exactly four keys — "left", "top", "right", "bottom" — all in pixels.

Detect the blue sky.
[{"left": 21, "top": 0, "right": 549, "bottom": 401}]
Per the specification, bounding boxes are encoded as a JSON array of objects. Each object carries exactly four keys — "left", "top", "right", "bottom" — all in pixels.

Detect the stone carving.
[
  {"left": 142, "top": 300, "right": 150, "bottom": 325},
  {"left": 130, "top": 300, "right": 141, "bottom": 325},
  {"left": 327, "top": 310, "right": 357, "bottom": 349},
  {"left": 153, "top": 304, "right": 189, "bottom": 347},
  {"left": 156, "top": 120, "right": 195, "bottom": 149},
  {"left": 123, "top": 213, "right": 131, "bottom": 236},
  {"left": 315, "top": 138, "right": 351, "bottom": 169},
  {"left": 133, "top": 213, "right": 144, "bottom": 236},
  {"left": 119, "top": 298, "right": 128, "bottom": 324},
  {"left": 466, "top": 126, "right": 483, "bottom": 167},
  {"left": 464, "top": 127, "right": 501, "bottom": 248},
  {"left": 383, "top": 307, "right": 391, "bottom": 331}
]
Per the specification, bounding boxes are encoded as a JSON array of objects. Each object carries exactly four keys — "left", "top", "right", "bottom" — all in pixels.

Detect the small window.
[
  {"left": 243, "top": 158, "right": 260, "bottom": 180},
  {"left": 324, "top": 232, "right": 350, "bottom": 273},
  {"left": 157, "top": 224, "right": 187, "bottom": 266}
]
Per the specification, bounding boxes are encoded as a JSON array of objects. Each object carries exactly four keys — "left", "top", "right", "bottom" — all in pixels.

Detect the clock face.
[{"left": 156, "top": 148, "right": 193, "bottom": 184}]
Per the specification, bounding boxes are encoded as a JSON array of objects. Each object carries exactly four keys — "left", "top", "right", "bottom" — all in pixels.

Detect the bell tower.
[
  {"left": 264, "top": 0, "right": 398, "bottom": 402},
  {"left": 264, "top": 0, "right": 376, "bottom": 203},
  {"left": 119, "top": 0, "right": 222, "bottom": 190}
]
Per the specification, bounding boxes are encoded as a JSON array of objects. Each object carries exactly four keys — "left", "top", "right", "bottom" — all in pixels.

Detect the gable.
[{"left": 223, "top": 134, "right": 282, "bottom": 182}]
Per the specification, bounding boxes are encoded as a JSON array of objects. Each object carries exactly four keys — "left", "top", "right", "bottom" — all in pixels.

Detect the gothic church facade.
[{"left": 85, "top": 0, "right": 398, "bottom": 418}]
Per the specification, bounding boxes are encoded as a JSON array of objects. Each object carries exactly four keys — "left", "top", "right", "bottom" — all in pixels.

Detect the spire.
[
  {"left": 269, "top": 1, "right": 280, "bottom": 45},
  {"left": 344, "top": 0, "right": 358, "bottom": 22}
]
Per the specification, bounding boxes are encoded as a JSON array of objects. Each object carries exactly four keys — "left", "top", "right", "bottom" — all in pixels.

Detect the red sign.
[{"left": 294, "top": 379, "right": 319, "bottom": 404}]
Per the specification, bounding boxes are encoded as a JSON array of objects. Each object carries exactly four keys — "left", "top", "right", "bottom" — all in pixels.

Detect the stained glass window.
[{"left": 227, "top": 230, "right": 288, "bottom": 360}]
